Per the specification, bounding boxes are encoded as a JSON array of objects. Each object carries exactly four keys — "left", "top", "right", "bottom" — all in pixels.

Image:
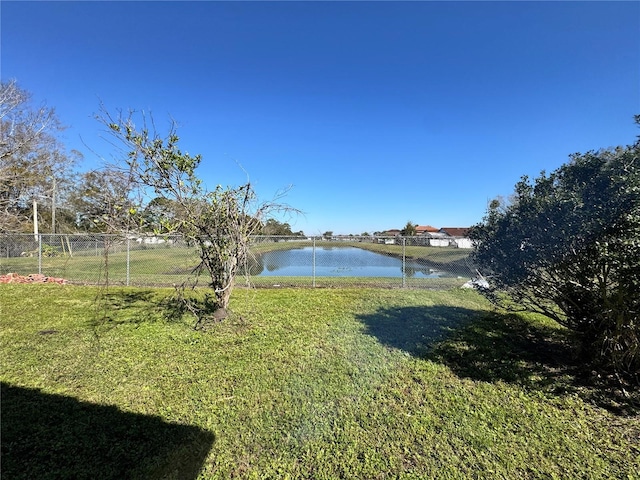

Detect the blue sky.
[{"left": 2, "top": 1, "right": 639, "bottom": 235}]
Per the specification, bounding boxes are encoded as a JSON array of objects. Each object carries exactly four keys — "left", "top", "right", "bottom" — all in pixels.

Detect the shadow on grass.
[
  {"left": 1, "top": 383, "right": 215, "bottom": 480},
  {"left": 89, "top": 289, "right": 195, "bottom": 327},
  {"left": 90, "top": 288, "right": 234, "bottom": 331},
  {"left": 357, "top": 306, "right": 638, "bottom": 415},
  {"left": 356, "top": 305, "right": 478, "bottom": 357},
  {"left": 90, "top": 289, "right": 164, "bottom": 327}
]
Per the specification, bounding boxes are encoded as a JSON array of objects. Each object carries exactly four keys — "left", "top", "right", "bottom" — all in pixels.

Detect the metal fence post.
[
  {"left": 126, "top": 237, "right": 130, "bottom": 286},
  {"left": 402, "top": 236, "right": 406, "bottom": 288},
  {"left": 38, "top": 234, "right": 42, "bottom": 275},
  {"left": 312, "top": 236, "right": 316, "bottom": 288}
]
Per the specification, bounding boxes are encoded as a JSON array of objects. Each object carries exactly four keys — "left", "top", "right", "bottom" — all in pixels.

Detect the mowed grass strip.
[{"left": 1, "top": 285, "right": 638, "bottom": 479}]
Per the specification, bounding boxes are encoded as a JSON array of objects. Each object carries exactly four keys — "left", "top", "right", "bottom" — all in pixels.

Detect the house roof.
[
  {"left": 439, "top": 227, "right": 470, "bottom": 237},
  {"left": 415, "top": 225, "right": 439, "bottom": 234}
]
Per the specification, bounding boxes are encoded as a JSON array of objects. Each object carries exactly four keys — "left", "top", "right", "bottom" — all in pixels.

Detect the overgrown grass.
[{"left": 1, "top": 285, "right": 638, "bottom": 479}]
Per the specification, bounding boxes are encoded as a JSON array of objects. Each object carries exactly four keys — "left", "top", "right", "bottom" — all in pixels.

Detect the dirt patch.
[{"left": 0, "top": 273, "right": 67, "bottom": 284}]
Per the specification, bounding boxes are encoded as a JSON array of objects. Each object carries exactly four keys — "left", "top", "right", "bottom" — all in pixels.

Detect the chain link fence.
[{"left": 0, "top": 234, "right": 477, "bottom": 289}]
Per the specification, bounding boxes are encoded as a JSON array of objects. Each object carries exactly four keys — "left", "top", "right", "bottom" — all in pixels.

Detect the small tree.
[
  {"left": 99, "top": 108, "right": 295, "bottom": 321},
  {"left": 470, "top": 121, "right": 640, "bottom": 380},
  {"left": 401, "top": 221, "right": 417, "bottom": 236}
]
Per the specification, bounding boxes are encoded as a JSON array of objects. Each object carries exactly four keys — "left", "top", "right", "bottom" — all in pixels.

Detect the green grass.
[
  {"left": 1, "top": 285, "right": 638, "bottom": 479},
  {"left": 0, "top": 246, "right": 200, "bottom": 285},
  {"left": 353, "top": 241, "right": 471, "bottom": 264},
  {"left": 247, "top": 276, "right": 467, "bottom": 289}
]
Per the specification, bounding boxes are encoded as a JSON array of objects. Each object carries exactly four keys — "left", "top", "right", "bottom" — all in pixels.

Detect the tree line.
[{"left": 0, "top": 80, "right": 300, "bottom": 238}]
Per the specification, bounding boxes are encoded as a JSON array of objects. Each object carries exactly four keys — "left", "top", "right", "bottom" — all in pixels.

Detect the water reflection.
[{"left": 246, "top": 246, "right": 458, "bottom": 278}]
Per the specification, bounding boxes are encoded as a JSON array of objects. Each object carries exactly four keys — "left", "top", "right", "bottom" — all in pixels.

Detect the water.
[{"left": 250, "top": 246, "right": 458, "bottom": 278}]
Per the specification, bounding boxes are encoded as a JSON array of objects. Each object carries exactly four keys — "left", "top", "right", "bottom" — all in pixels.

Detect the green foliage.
[
  {"left": 41, "top": 243, "right": 61, "bottom": 257},
  {"left": 470, "top": 124, "right": 640, "bottom": 378},
  {"left": 260, "top": 218, "right": 303, "bottom": 236},
  {"left": 401, "top": 220, "right": 417, "bottom": 236},
  {"left": 139, "top": 197, "right": 182, "bottom": 234}
]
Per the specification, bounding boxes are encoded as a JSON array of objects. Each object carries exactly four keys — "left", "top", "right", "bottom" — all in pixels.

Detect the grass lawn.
[{"left": 1, "top": 285, "right": 638, "bottom": 479}]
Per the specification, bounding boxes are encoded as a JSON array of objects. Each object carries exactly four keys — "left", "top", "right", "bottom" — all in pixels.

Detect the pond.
[{"left": 249, "top": 246, "right": 460, "bottom": 278}]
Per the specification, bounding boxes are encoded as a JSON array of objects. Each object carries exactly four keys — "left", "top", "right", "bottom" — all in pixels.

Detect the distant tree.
[
  {"left": 361, "top": 232, "right": 370, "bottom": 236},
  {"left": 261, "top": 218, "right": 296, "bottom": 236},
  {"left": 140, "top": 197, "right": 177, "bottom": 233},
  {"left": 322, "top": 231, "right": 333, "bottom": 239},
  {"left": 70, "top": 168, "right": 140, "bottom": 233},
  {"left": 98, "top": 108, "right": 296, "bottom": 322},
  {"left": 470, "top": 121, "right": 640, "bottom": 380},
  {"left": 0, "top": 80, "right": 78, "bottom": 232},
  {"left": 401, "top": 221, "right": 417, "bottom": 236}
]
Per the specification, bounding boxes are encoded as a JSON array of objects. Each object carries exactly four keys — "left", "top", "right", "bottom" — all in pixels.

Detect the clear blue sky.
[{"left": 2, "top": 1, "right": 639, "bottom": 235}]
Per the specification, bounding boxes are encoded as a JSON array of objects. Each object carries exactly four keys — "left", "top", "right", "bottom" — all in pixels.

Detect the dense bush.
[{"left": 470, "top": 119, "right": 639, "bottom": 380}]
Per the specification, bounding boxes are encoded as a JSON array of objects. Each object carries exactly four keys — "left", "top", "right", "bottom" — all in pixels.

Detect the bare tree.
[
  {"left": 97, "top": 108, "right": 296, "bottom": 323},
  {"left": 0, "top": 80, "right": 78, "bottom": 232}
]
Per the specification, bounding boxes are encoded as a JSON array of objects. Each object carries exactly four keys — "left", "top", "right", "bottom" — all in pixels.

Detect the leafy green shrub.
[
  {"left": 470, "top": 118, "right": 640, "bottom": 380},
  {"left": 41, "top": 244, "right": 61, "bottom": 257}
]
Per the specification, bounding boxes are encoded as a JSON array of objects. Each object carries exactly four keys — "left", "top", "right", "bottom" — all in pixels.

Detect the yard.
[{"left": 1, "top": 284, "right": 638, "bottom": 479}]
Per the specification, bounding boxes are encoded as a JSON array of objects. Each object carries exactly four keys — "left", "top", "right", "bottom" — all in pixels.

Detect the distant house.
[
  {"left": 439, "top": 227, "right": 470, "bottom": 237},
  {"left": 439, "top": 228, "right": 473, "bottom": 249},
  {"left": 134, "top": 235, "right": 174, "bottom": 245},
  {"left": 378, "top": 229, "right": 401, "bottom": 244},
  {"left": 377, "top": 225, "right": 473, "bottom": 248},
  {"left": 424, "top": 232, "right": 452, "bottom": 247},
  {"left": 415, "top": 225, "right": 439, "bottom": 236}
]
